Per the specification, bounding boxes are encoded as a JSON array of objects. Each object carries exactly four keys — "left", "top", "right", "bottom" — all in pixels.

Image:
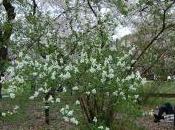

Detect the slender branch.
[
  {"left": 3, "top": 0, "right": 16, "bottom": 21},
  {"left": 86, "top": 0, "right": 106, "bottom": 48},
  {"left": 131, "top": 1, "right": 175, "bottom": 69},
  {"left": 87, "top": 0, "right": 97, "bottom": 17},
  {"left": 141, "top": 50, "right": 167, "bottom": 76},
  {"left": 32, "top": 0, "right": 37, "bottom": 15},
  {"left": 79, "top": 96, "right": 92, "bottom": 123}
]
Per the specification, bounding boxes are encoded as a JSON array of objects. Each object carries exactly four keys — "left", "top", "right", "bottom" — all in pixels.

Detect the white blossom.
[
  {"left": 134, "top": 95, "right": 139, "bottom": 99},
  {"left": 44, "top": 105, "right": 50, "bottom": 109},
  {"left": 93, "top": 117, "right": 97, "bottom": 123},
  {"left": 70, "top": 117, "right": 79, "bottom": 125},
  {"left": 119, "top": 91, "right": 124, "bottom": 96},
  {"left": 60, "top": 72, "right": 71, "bottom": 80},
  {"left": 51, "top": 71, "right": 56, "bottom": 80},
  {"left": 72, "top": 86, "right": 79, "bottom": 91},
  {"left": 101, "top": 78, "right": 106, "bottom": 83},
  {"left": 106, "top": 92, "right": 110, "bottom": 96},
  {"left": 60, "top": 58, "right": 63, "bottom": 64},
  {"left": 56, "top": 98, "right": 61, "bottom": 103},
  {"left": 141, "top": 78, "right": 147, "bottom": 84},
  {"left": 113, "top": 91, "right": 118, "bottom": 96},
  {"left": 8, "top": 111, "right": 13, "bottom": 115},
  {"left": 65, "top": 64, "right": 72, "bottom": 71},
  {"left": 105, "top": 127, "right": 110, "bottom": 130},
  {"left": 60, "top": 108, "right": 65, "bottom": 114},
  {"left": 33, "top": 91, "right": 39, "bottom": 97},
  {"left": 148, "top": 109, "right": 154, "bottom": 116},
  {"left": 48, "top": 95, "right": 54, "bottom": 103},
  {"left": 9, "top": 93, "right": 15, "bottom": 99},
  {"left": 75, "top": 100, "right": 80, "bottom": 105},
  {"left": 102, "top": 71, "right": 107, "bottom": 78},
  {"left": 167, "top": 76, "right": 171, "bottom": 80},
  {"left": 19, "top": 51, "right": 23, "bottom": 57},
  {"left": 86, "top": 91, "right": 90, "bottom": 95},
  {"left": 29, "top": 96, "right": 35, "bottom": 100},
  {"left": 90, "top": 57, "right": 96, "bottom": 65},
  {"left": 2, "top": 112, "right": 6, "bottom": 117},
  {"left": 63, "top": 116, "right": 69, "bottom": 122},
  {"left": 129, "top": 85, "right": 136, "bottom": 91},
  {"left": 98, "top": 126, "right": 104, "bottom": 129},
  {"left": 14, "top": 105, "right": 19, "bottom": 110},
  {"left": 108, "top": 73, "right": 114, "bottom": 79},
  {"left": 32, "top": 72, "right": 37, "bottom": 76},
  {"left": 67, "top": 110, "right": 74, "bottom": 116},
  {"left": 65, "top": 105, "right": 69, "bottom": 109},
  {"left": 100, "top": 7, "right": 111, "bottom": 17},
  {"left": 89, "top": 67, "right": 96, "bottom": 73},
  {"left": 63, "top": 87, "right": 67, "bottom": 92},
  {"left": 91, "top": 89, "right": 96, "bottom": 94},
  {"left": 38, "top": 87, "right": 44, "bottom": 92}
]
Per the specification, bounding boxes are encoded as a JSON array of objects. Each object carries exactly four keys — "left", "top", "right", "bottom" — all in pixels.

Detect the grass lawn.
[
  {"left": 2, "top": 81, "right": 175, "bottom": 130},
  {"left": 142, "top": 81, "right": 175, "bottom": 106}
]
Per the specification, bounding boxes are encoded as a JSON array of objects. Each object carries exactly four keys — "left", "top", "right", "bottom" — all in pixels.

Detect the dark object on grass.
[{"left": 154, "top": 103, "right": 174, "bottom": 123}]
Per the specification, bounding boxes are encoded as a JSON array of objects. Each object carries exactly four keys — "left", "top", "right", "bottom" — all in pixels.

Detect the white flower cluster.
[
  {"left": 9, "top": 93, "right": 15, "bottom": 99},
  {"left": 29, "top": 91, "right": 39, "bottom": 100},
  {"left": 29, "top": 87, "right": 49, "bottom": 100},
  {"left": 0, "top": 76, "right": 5, "bottom": 84},
  {"left": 93, "top": 116, "right": 97, "bottom": 123},
  {"left": 60, "top": 105, "right": 79, "bottom": 125},
  {"left": 98, "top": 125, "right": 110, "bottom": 130},
  {"left": 2, "top": 3, "right": 147, "bottom": 127},
  {"left": 60, "top": 72, "right": 71, "bottom": 80},
  {"left": 1, "top": 105, "right": 19, "bottom": 117},
  {"left": 142, "top": 109, "right": 154, "bottom": 116}
]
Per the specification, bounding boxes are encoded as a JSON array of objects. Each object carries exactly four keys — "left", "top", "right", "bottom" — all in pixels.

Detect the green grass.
[
  {"left": 2, "top": 81, "right": 174, "bottom": 130},
  {"left": 142, "top": 81, "right": 175, "bottom": 106},
  {"left": 143, "top": 81, "right": 175, "bottom": 93},
  {"left": 1, "top": 88, "right": 81, "bottom": 130}
]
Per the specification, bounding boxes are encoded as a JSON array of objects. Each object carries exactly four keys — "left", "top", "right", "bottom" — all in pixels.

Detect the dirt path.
[{"left": 138, "top": 116, "right": 175, "bottom": 130}]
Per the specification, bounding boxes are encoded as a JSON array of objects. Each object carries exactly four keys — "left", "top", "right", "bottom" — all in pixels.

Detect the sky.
[
  {"left": 113, "top": 25, "right": 132, "bottom": 40},
  {"left": 0, "top": 0, "right": 3, "bottom": 5},
  {"left": 37, "top": 0, "right": 133, "bottom": 40},
  {"left": 0, "top": 0, "right": 133, "bottom": 40}
]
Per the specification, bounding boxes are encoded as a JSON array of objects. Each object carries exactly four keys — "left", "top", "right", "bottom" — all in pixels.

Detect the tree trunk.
[
  {"left": 45, "top": 102, "right": 50, "bottom": 125},
  {"left": 0, "top": 0, "right": 16, "bottom": 117},
  {"left": 0, "top": 83, "right": 2, "bottom": 99},
  {"left": 44, "top": 88, "right": 56, "bottom": 125}
]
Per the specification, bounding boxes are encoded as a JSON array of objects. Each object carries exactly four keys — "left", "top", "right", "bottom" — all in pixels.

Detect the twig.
[
  {"left": 130, "top": 1, "right": 175, "bottom": 69},
  {"left": 32, "top": 0, "right": 37, "bottom": 16},
  {"left": 87, "top": 0, "right": 97, "bottom": 17}
]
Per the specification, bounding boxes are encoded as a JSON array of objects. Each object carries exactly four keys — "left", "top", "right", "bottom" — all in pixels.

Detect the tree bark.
[
  {"left": 0, "top": 82, "right": 2, "bottom": 99},
  {"left": 0, "top": 0, "right": 16, "bottom": 107}
]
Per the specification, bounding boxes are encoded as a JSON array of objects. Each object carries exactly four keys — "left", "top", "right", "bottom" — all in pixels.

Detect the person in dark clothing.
[{"left": 154, "top": 103, "right": 175, "bottom": 123}]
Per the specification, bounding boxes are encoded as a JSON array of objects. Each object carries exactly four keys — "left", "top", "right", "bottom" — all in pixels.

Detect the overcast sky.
[
  {"left": 0, "top": 0, "right": 133, "bottom": 40},
  {"left": 36, "top": 0, "right": 132, "bottom": 40}
]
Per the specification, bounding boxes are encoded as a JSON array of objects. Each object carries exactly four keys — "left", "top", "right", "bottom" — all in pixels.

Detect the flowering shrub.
[
  {"left": 2, "top": 1, "right": 146, "bottom": 129},
  {"left": 4, "top": 29, "right": 145, "bottom": 128}
]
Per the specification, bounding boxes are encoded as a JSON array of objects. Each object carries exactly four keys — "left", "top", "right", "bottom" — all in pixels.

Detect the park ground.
[{"left": 1, "top": 81, "right": 175, "bottom": 130}]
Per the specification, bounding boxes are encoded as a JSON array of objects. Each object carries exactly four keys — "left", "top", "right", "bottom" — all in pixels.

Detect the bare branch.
[
  {"left": 141, "top": 50, "right": 168, "bottom": 76},
  {"left": 131, "top": 1, "right": 175, "bottom": 69},
  {"left": 0, "top": 0, "right": 16, "bottom": 99},
  {"left": 87, "top": 0, "right": 97, "bottom": 17},
  {"left": 32, "top": 0, "right": 37, "bottom": 15},
  {"left": 3, "top": 0, "right": 16, "bottom": 21}
]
